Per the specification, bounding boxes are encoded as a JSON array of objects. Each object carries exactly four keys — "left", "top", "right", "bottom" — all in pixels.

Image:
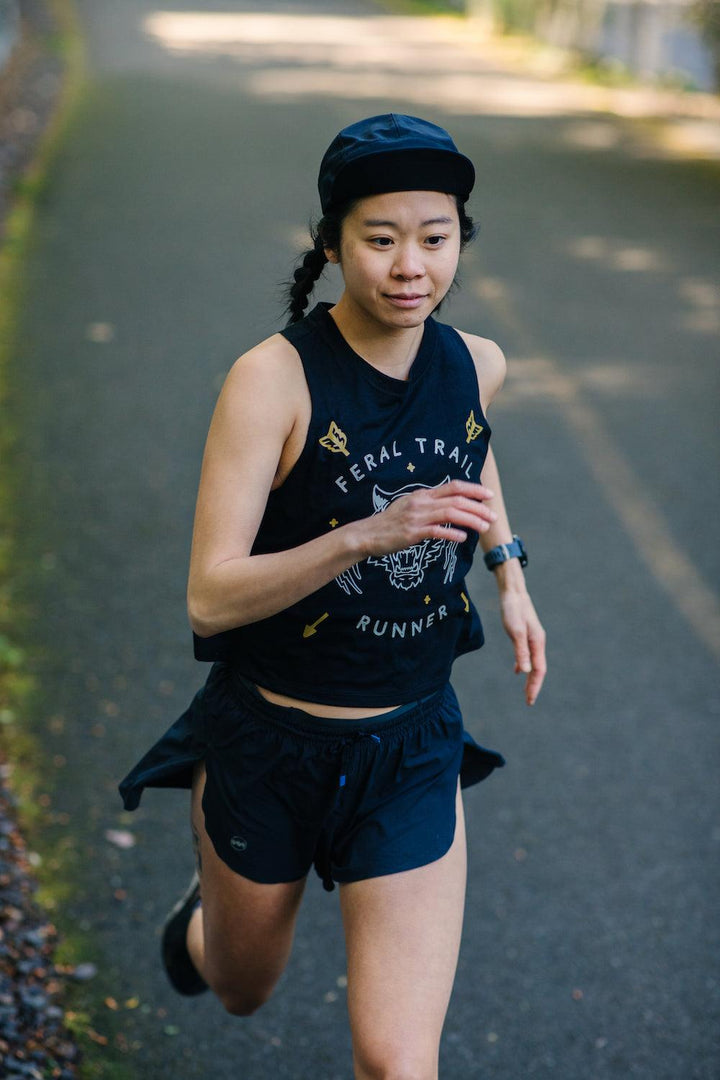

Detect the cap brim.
[{"left": 322, "top": 148, "right": 475, "bottom": 213}]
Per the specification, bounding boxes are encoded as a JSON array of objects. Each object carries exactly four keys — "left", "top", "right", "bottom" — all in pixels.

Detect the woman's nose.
[{"left": 392, "top": 245, "right": 425, "bottom": 280}]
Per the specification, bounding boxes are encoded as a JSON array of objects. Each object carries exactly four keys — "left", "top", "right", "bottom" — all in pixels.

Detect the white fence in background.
[{"left": 468, "top": 0, "right": 716, "bottom": 90}]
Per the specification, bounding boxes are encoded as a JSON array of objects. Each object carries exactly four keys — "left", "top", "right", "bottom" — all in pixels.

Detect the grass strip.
[{"left": 0, "top": 4, "right": 137, "bottom": 1077}]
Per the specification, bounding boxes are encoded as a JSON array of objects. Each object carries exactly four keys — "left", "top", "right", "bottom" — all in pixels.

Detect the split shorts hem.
[{"left": 119, "top": 662, "right": 505, "bottom": 892}]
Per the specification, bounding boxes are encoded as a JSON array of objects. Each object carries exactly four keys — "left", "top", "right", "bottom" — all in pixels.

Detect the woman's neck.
[{"left": 329, "top": 297, "right": 425, "bottom": 381}]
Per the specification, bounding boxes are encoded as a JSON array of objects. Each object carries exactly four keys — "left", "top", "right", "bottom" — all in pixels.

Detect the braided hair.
[
  {"left": 285, "top": 197, "right": 478, "bottom": 325},
  {"left": 285, "top": 207, "right": 347, "bottom": 325}
]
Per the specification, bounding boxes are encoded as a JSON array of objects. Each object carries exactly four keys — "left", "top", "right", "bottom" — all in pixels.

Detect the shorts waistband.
[{"left": 229, "top": 671, "right": 445, "bottom": 739}]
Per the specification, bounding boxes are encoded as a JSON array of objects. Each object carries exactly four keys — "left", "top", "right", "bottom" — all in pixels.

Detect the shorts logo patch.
[{"left": 230, "top": 835, "right": 248, "bottom": 853}]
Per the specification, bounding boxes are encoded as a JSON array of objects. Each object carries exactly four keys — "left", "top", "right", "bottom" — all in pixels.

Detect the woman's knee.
[
  {"left": 211, "top": 978, "right": 276, "bottom": 1018},
  {"left": 201, "top": 930, "right": 287, "bottom": 1016},
  {"left": 353, "top": 1045, "right": 437, "bottom": 1080}
]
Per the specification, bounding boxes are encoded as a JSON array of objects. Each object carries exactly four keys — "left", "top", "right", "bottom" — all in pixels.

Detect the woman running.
[{"left": 121, "top": 113, "right": 546, "bottom": 1080}]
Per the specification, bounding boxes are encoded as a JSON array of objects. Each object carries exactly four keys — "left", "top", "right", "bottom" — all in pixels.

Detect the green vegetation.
[
  {"left": 691, "top": 0, "right": 720, "bottom": 90},
  {"left": 0, "top": 3, "right": 136, "bottom": 1077},
  {"left": 373, "top": 0, "right": 464, "bottom": 16}
]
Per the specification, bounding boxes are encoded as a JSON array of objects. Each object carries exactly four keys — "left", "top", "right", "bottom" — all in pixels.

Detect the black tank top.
[{"left": 193, "top": 303, "right": 492, "bottom": 705}]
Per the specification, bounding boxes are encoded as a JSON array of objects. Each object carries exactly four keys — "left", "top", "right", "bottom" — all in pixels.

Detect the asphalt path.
[{"left": 8, "top": 1, "right": 720, "bottom": 1076}]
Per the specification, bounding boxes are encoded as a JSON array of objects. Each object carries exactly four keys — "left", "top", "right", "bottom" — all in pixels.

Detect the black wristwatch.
[{"left": 483, "top": 535, "right": 528, "bottom": 571}]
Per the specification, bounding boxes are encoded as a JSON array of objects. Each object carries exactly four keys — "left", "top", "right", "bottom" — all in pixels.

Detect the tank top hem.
[{"left": 227, "top": 662, "right": 455, "bottom": 709}]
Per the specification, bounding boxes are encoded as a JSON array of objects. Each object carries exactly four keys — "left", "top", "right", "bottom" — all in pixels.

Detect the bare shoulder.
[
  {"left": 455, "top": 330, "right": 506, "bottom": 409},
  {"left": 215, "top": 332, "right": 307, "bottom": 427},
  {"left": 204, "top": 331, "right": 311, "bottom": 493},
  {"left": 223, "top": 332, "right": 305, "bottom": 399}
]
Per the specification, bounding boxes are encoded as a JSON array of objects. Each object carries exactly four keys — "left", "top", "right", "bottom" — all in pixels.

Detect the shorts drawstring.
[
  {"left": 337, "top": 730, "right": 382, "bottom": 790},
  {"left": 320, "top": 731, "right": 383, "bottom": 891}
]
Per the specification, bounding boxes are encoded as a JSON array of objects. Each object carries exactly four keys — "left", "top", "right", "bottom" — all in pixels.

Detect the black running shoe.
[{"left": 161, "top": 873, "right": 208, "bottom": 996}]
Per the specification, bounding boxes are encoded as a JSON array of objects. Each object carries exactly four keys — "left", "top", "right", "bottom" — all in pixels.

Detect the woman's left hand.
[{"left": 499, "top": 586, "right": 547, "bottom": 706}]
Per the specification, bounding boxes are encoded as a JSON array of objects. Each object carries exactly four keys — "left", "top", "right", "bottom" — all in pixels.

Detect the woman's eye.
[
  {"left": 370, "top": 237, "right": 393, "bottom": 247},
  {"left": 425, "top": 235, "right": 446, "bottom": 247}
]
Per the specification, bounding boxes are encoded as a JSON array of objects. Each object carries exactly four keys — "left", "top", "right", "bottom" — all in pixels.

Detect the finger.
[
  {"left": 428, "top": 524, "right": 467, "bottom": 543},
  {"left": 427, "top": 501, "right": 498, "bottom": 532},
  {"left": 525, "top": 632, "right": 547, "bottom": 706},
  {"left": 525, "top": 664, "right": 546, "bottom": 706},
  {"left": 432, "top": 480, "right": 495, "bottom": 502},
  {"left": 512, "top": 630, "right": 532, "bottom": 678},
  {"left": 437, "top": 495, "right": 499, "bottom": 522},
  {"left": 404, "top": 502, "right": 493, "bottom": 534}
]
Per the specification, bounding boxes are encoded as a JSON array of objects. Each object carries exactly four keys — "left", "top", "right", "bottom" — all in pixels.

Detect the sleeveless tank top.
[{"left": 193, "top": 302, "right": 492, "bottom": 705}]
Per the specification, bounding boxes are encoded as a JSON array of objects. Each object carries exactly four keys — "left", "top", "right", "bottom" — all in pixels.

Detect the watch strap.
[{"left": 483, "top": 535, "right": 528, "bottom": 570}]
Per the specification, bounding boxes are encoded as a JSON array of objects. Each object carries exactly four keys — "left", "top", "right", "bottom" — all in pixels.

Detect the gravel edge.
[{"left": 1, "top": 2, "right": 84, "bottom": 1076}]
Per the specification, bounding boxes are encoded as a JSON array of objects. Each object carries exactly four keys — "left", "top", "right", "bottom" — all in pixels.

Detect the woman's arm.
[
  {"left": 479, "top": 446, "right": 547, "bottom": 706},
  {"left": 187, "top": 338, "right": 499, "bottom": 638},
  {"left": 462, "top": 331, "right": 547, "bottom": 706}
]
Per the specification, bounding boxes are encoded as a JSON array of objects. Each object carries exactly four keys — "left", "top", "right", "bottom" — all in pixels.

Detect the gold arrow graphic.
[
  {"left": 303, "top": 612, "right": 329, "bottom": 638},
  {"left": 460, "top": 591, "right": 470, "bottom": 613}
]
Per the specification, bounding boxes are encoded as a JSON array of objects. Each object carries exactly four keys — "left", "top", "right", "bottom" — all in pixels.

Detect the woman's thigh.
[
  {"left": 339, "top": 783, "right": 467, "bottom": 1080},
  {"left": 191, "top": 764, "right": 307, "bottom": 1013}
]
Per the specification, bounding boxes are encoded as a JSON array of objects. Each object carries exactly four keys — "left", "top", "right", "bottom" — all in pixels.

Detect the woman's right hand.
[{"left": 359, "top": 480, "right": 498, "bottom": 558}]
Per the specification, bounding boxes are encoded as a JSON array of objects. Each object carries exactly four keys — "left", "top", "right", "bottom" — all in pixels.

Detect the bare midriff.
[{"left": 255, "top": 684, "right": 400, "bottom": 719}]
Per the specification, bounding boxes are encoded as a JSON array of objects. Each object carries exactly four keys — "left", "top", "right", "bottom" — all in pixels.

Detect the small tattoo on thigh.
[{"left": 191, "top": 823, "right": 203, "bottom": 877}]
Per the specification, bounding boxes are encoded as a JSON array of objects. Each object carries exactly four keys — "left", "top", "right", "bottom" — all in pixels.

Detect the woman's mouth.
[{"left": 384, "top": 294, "right": 427, "bottom": 309}]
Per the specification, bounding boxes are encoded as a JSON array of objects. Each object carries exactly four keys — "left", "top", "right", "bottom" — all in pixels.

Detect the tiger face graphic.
[{"left": 335, "top": 478, "right": 458, "bottom": 595}]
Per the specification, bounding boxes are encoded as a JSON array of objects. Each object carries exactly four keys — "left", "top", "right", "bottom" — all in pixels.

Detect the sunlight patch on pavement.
[
  {"left": 472, "top": 275, "right": 720, "bottom": 662},
  {"left": 565, "top": 236, "right": 669, "bottom": 273},
  {"left": 560, "top": 121, "right": 623, "bottom": 151},
  {"left": 139, "top": 12, "right": 666, "bottom": 121},
  {"left": 244, "top": 68, "right": 598, "bottom": 117},
  {"left": 677, "top": 277, "right": 720, "bottom": 335},
  {"left": 142, "top": 12, "right": 468, "bottom": 48},
  {"left": 652, "top": 119, "right": 720, "bottom": 160},
  {"left": 141, "top": 11, "right": 720, "bottom": 158},
  {"left": 500, "top": 357, "right": 675, "bottom": 400}
]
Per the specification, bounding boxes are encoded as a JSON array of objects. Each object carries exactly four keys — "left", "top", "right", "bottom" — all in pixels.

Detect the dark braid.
[
  {"left": 286, "top": 232, "right": 327, "bottom": 325},
  {"left": 284, "top": 196, "right": 477, "bottom": 324},
  {"left": 284, "top": 206, "right": 350, "bottom": 324}
]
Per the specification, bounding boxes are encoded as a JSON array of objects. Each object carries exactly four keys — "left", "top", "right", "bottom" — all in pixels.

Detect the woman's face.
[{"left": 326, "top": 190, "right": 461, "bottom": 331}]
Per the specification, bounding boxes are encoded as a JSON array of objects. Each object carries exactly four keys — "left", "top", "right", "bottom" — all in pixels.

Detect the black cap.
[{"left": 318, "top": 113, "right": 475, "bottom": 214}]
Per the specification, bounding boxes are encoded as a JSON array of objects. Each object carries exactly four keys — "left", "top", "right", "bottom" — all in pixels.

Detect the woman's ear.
[{"left": 324, "top": 246, "right": 340, "bottom": 265}]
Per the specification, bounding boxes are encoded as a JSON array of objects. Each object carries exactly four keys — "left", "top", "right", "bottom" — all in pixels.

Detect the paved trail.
[{"left": 9, "top": 1, "right": 720, "bottom": 1076}]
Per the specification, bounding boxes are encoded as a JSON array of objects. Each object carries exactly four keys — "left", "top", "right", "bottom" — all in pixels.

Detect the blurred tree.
[
  {"left": 0, "top": 0, "right": 21, "bottom": 73},
  {"left": 690, "top": 0, "right": 720, "bottom": 88}
]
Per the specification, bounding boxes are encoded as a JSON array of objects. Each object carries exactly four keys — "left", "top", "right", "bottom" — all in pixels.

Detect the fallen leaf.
[
  {"left": 86, "top": 322, "right": 115, "bottom": 343},
  {"left": 104, "top": 829, "right": 136, "bottom": 850}
]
